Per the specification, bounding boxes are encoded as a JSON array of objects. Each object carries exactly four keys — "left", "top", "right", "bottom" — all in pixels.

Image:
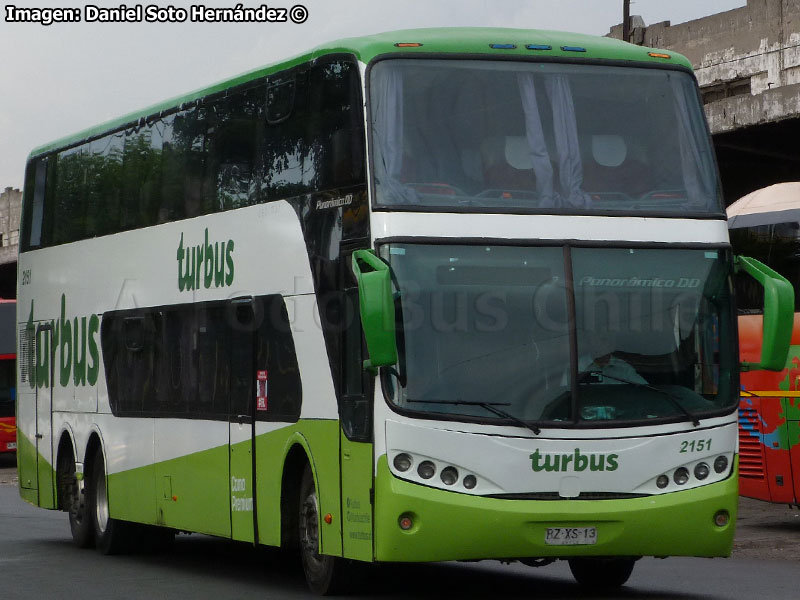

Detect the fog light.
[
  {"left": 440, "top": 467, "right": 458, "bottom": 486},
  {"left": 714, "top": 510, "right": 730, "bottom": 527},
  {"left": 656, "top": 474, "right": 669, "bottom": 489},
  {"left": 694, "top": 463, "right": 710, "bottom": 480},
  {"left": 463, "top": 475, "right": 477, "bottom": 489},
  {"left": 399, "top": 515, "right": 413, "bottom": 530},
  {"left": 393, "top": 453, "right": 412, "bottom": 472},
  {"left": 674, "top": 467, "right": 689, "bottom": 485},
  {"left": 714, "top": 455, "right": 729, "bottom": 474},
  {"left": 417, "top": 461, "right": 436, "bottom": 479}
]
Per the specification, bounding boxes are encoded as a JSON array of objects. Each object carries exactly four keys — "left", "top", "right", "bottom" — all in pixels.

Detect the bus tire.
[
  {"left": 568, "top": 557, "right": 636, "bottom": 588},
  {"left": 62, "top": 452, "right": 93, "bottom": 548},
  {"left": 89, "top": 446, "right": 136, "bottom": 555},
  {"left": 299, "top": 465, "right": 347, "bottom": 595}
]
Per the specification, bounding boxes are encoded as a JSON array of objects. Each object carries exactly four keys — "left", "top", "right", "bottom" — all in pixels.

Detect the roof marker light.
[
  {"left": 648, "top": 52, "right": 672, "bottom": 59},
  {"left": 561, "top": 46, "right": 587, "bottom": 52},
  {"left": 395, "top": 43, "right": 423, "bottom": 48},
  {"left": 526, "top": 44, "right": 552, "bottom": 51},
  {"left": 490, "top": 44, "right": 517, "bottom": 49}
]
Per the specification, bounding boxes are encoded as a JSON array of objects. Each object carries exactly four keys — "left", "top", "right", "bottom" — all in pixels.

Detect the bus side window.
[
  {"left": 207, "top": 85, "right": 260, "bottom": 211},
  {"left": 340, "top": 286, "right": 371, "bottom": 442},
  {"left": 255, "top": 295, "right": 302, "bottom": 423},
  {"left": 304, "top": 58, "right": 365, "bottom": 191},
  {"left": 23, "top": 158, "right": 48, "bottom": 250}
]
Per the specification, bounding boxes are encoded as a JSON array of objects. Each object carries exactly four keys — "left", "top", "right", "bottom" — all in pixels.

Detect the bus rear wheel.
[
  {"left": 89, "top": 446, "right": 136, "bottom": 555},
  {"left": 298, "top": 466, "right": 347, "bottom": 595},
  {"left": 567, "top": 557, "right": 636, "bottom": 588},
  {"left": 62, "top": 453, "right": 93, "bottom": 548}
]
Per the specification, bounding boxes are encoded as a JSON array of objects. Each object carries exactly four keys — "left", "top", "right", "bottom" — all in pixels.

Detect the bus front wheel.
[
  {"left": 299, "top": 465, "right": 347, "bottom": 595},
  {"left": 567, "top": 557, "right": 636, "bottom": 588}
]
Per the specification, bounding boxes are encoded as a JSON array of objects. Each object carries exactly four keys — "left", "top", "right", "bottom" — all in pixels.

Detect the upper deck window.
[{"left": 369, "top": 59, "right": 721, "bottom": 216}]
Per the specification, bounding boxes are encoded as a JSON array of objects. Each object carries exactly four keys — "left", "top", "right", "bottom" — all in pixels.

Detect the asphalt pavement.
[{"left": 1, "top": 452, "right": 797, "bottom": 599}]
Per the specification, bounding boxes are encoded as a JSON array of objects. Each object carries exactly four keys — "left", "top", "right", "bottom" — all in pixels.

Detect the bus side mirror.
[
  {"left": 351, "top": 249, "right": 398, "bottom": 372},
  {"left": 736, "top": 255, "right": 794, "bottom": 371}
]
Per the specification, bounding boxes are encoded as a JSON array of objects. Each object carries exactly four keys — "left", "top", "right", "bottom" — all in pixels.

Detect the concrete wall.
[
  {"left": 0, "top": 187, "right": 21, "bottom": 267},
  {"left": 609, "top": 0, "right": 800, "bottom": 134}
]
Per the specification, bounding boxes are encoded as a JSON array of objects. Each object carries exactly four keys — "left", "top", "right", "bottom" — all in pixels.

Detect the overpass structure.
[{"left": 610, "top": 0, "right": 800, "bottom": 204}]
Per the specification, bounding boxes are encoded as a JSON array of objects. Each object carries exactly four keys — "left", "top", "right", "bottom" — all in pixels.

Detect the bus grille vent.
[
  {"left": 18, "top": 324, "right": 34, "bottom": 385},
  {"left": 488, "top": 492, "right": 648, "bottom": 500},
  {"left": 738, "top": 406, "right": 766, "bottom": 480}
]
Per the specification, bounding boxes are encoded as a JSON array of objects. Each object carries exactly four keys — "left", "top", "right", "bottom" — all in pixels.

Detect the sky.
[{"left": 0, "top": 0, "right": 746, "bottom": 190}]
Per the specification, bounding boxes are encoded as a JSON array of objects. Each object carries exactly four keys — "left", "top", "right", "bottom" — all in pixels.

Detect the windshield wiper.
[
  {"left": 582, "top": 371, "right": 701, "bottom": 427},
  {"left": 407, "top": 399, "right": 541, "bottom": 435}
]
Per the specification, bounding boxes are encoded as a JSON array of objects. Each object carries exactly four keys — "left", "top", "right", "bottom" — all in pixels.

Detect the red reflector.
[{"left": 399, "top": 517, "right": 413, "bottom": 530}]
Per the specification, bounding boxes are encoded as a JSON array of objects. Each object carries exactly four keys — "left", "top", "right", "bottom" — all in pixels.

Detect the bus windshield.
[
  {"left": 369, "top": 59, "right": 721, "bottom": 215},
  {"left": 381, "top": 244, "right": 737, "bottom": 426}
]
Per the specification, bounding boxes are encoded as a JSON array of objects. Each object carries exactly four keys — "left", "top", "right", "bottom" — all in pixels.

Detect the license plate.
[
  {"left": 545, "top": 527, "right": 597, "bottom": 545},
  {"left": 5, "top": 442, "right": 16, "bottom": 450}
]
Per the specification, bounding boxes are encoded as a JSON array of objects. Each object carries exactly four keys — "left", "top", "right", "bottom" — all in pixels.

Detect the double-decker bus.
[
  {"left": 0, "top": 299, "right": 16, "bottom": 454},
  {"left": 728, "top": 183, "right": 800, "bottom": 503},
  {"left": 17, "top": 28, "right": 792, "bottom": 593}
]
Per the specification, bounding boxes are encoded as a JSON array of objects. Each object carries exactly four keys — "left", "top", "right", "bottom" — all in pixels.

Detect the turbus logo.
[
  {"left": 25, "top": 295, "right": 101, "bottom": 390},
  {"left": 529, "top": 448, "right": 619, "bottom": 472},
  {"left": 177, "top": 228, "right": 235, "bottom": 292}
]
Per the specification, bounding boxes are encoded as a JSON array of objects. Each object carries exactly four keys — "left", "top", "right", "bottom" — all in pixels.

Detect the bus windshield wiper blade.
[
  {"left": 407, "top": 399, "right": 541, "bottom": 435},
  {"left": 584, "top": 372, "right": 701, "bottom": 427}
]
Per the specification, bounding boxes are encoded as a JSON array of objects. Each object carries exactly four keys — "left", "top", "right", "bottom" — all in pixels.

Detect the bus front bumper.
[{"left": 373, "top": 456, "right": 737, "bottom": 562}]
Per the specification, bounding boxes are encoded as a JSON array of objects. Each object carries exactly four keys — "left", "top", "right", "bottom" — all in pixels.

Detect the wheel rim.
[
  {"left": 94, "top": 469, "right": 109, "bottom": 534},
  {"left": 299, "top": 489, "right": 326, "bottom": 574}
]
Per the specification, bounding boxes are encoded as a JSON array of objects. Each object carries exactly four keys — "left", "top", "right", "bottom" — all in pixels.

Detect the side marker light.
[
  {"left": 648, "top": 52, "right": 671, "bottom": 59},
  {"left": 324, "top": 513, "right": 333, "bottom": 524}
]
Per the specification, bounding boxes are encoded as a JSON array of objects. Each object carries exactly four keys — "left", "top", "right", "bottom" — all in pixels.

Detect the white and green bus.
[{"left": 16, "top": 27, "right": 793, "bottom": 593}]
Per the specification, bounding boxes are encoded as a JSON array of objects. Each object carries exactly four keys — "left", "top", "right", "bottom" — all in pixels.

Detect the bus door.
[
  {"left": 228, "top": 297, "right": 258, "bottom": 543},
  {"left": 339, "top": 267, "right": 374, "bottom": 561},
  {"left": 16, "top": 320, "right": 39, "bottom": 495},
  {"left": 34, "top": 322, "right": 56, "bottom": 507}
]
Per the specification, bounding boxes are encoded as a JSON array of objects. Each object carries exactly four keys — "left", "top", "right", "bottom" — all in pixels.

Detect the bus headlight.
[
  {"left": 674, "top": 467, "right": 690, "bottom": 485},
  {"left": 694, "top": 463, "right": 710, "bottom": 480},
  {"left": 440, "top": 467, "right": 458, "bottom": 486},
  {"left": 417, "top": 461, "right": 436, "bottom": 479},
  {"left": 389, "top": 451, "right": 481, "bottom": 492},
  {"left": 393, "top": 453, "right": 413, "bottom": 472},
  {"left": 714, "top": 455, "right": 729, "bottom": 474}
]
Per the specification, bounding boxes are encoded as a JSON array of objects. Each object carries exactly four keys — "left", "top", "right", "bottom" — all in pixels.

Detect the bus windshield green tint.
[
  {"left": 730, "top": 220, "right": 800, "bottom": 312},
  {"left": 369, "top": 59, "right": 721, "bottom": 215},
  {"left": 381, "top": 244, "right": 737, "bottom": 426}
]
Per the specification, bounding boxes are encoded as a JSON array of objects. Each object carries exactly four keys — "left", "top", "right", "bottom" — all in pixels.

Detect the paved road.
[{"left": 1, "top": 453, "right": 797, "bottom": 599}]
